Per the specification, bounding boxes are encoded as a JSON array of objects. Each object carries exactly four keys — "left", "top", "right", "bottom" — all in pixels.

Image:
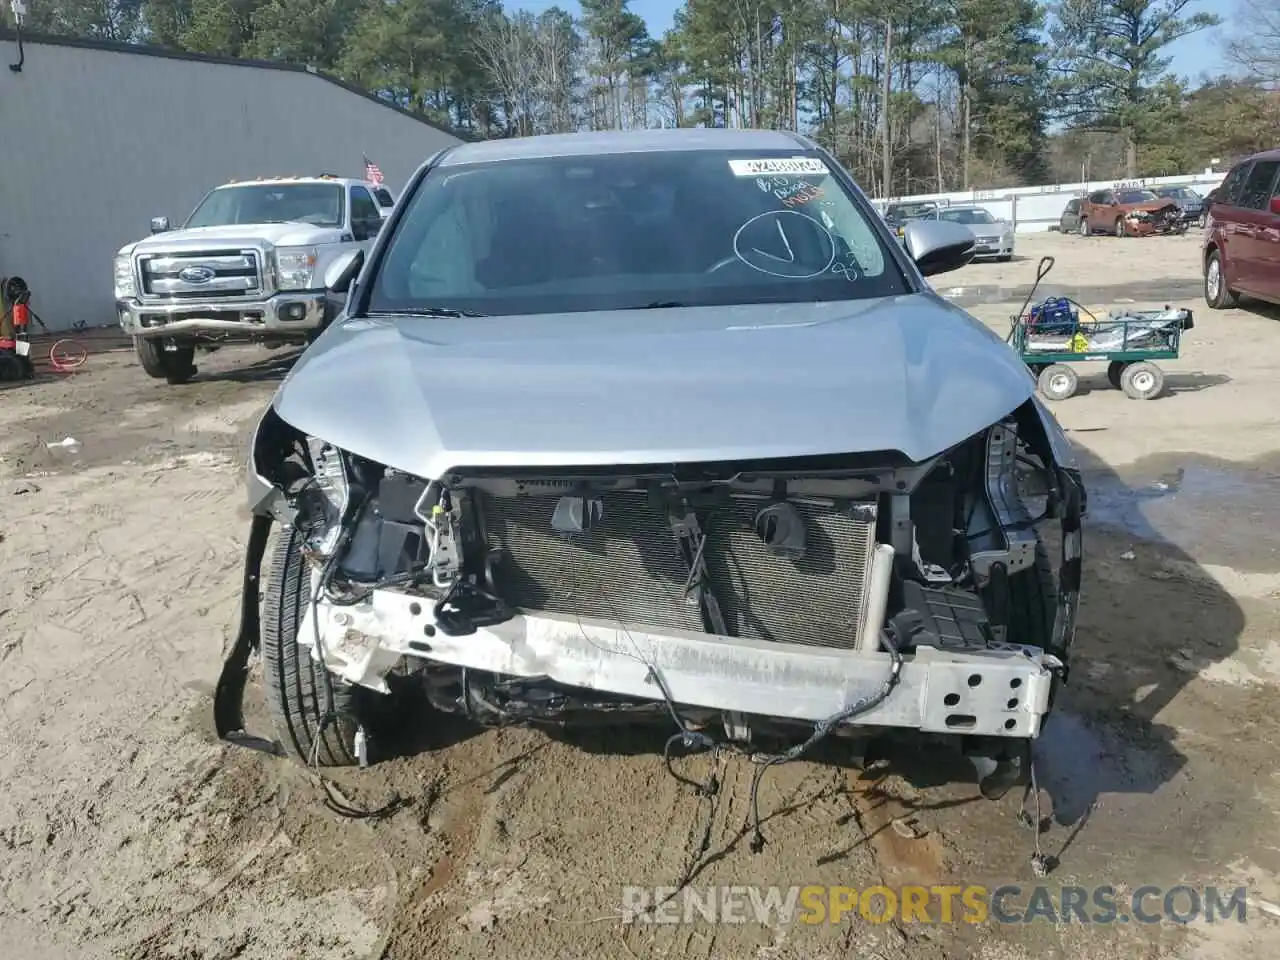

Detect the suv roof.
[
  {"left": 439, "top": 128, "right": 812, "bottom": 166},
  {"left": 219, "top": 176, "right": 385, "bottom": 190}
]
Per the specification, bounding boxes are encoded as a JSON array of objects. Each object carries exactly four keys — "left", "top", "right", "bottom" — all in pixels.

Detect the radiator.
[{"left": 479, "top": 492, "right": 878, "bottom": 650}]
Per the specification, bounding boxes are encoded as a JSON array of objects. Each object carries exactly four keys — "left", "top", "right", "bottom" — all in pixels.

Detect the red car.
[{"left": 1203, "top": 150, "right": 1280, "bottom": 309}]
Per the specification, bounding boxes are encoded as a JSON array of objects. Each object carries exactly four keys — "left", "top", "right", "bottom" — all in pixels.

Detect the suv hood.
[
  {"left": 119, "top": 222, "right": 344, "bottom": 256},
  {"left": 272, "top": 296, "right": 1035, "bottom": 479}
]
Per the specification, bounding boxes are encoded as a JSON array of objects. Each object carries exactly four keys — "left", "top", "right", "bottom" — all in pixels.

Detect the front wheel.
[
  {"left": 261, "top": 525, "right": 360, "bottom": 766},
  {"left": 135, "top": 338, "right": 196, "bottom": 384},
  {"left": 1037, "top": 363, "right": 1078, "bottom": 402},
  {"left": 1121, "top": 361, "right": 1165, "bottom": 400},
  {"left": 1078, "top": 219, "right": 1090, "bottom": 238},
  {"left": 1115, "top": 217, "right": 1127, "bottom": 238},
  {"left": 1204, "top": 250, "right": 1239, "bottom": 309}
]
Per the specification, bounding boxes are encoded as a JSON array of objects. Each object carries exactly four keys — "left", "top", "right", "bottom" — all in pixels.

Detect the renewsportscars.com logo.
[{"left": 621, "top": 884, "right": 1249, "bottom": 926}]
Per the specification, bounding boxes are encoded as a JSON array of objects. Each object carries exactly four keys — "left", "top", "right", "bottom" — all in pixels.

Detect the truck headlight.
[
  {"left": 274, "top": 246, "right": 318, "bottom": 291},
  {"left": 113, "top": 255, "right": 136, "bottom": 299}
]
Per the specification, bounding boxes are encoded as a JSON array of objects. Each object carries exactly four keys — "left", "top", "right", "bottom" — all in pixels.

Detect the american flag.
[{"left": 363, "top": 155, "right": 384, "bottom": 185}]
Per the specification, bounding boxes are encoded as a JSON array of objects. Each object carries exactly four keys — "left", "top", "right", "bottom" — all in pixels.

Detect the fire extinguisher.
[{"left": 0, "top": 275, "right": 35, "bottom": 381}]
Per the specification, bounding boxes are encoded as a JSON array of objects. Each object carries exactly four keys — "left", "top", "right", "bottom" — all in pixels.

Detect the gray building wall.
[{"left": 0, "top": 35, "right": 462, "bottom": 332}]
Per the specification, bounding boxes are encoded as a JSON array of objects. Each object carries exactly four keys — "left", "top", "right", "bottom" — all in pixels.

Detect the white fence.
[{"left": 872, "top": 170, "right": 1228, "bottom": 234}]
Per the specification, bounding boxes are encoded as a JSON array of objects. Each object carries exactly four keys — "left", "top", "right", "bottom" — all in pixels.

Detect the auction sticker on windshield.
[{"left": 729, "top": 158, "right": 829, "bottom": 177}]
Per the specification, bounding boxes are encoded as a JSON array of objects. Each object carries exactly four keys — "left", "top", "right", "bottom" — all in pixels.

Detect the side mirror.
[
  {"left": 324, "top": 248, "right": 364, "bottom": 294},
  {"left": 150, "top": 216, "right": 170, "bottom": 234},
  {"left": 902, "top": 220, "right": 976, "bottom": 277}
]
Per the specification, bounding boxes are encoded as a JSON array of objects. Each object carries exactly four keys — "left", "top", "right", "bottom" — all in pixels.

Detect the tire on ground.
[
  {"left": 1004, "top": 539, "right": 1058, "bottom": 653},
  {"left": 1037, "top": 363, "right": 1078, "bottom": 401},
  {"left": 261, "top": 524, "right": 359, "bottom": 767},
  {"left": 1120, "top": 360, "right": 1165, "bottom": 400},
  {"left": 1203, "top": 249, "right": 1239, "bottom": 310},
  {"left": 1106, "top": 360, "right": 1126, "bottom": 390},
  {"left": 134, "top": 338, "right": 197, "bottom": 385}
]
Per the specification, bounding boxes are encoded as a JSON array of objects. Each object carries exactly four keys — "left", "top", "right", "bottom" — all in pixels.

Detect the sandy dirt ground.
[{"left": 3, "top": 232, "right": 1280, "bottom": 960}]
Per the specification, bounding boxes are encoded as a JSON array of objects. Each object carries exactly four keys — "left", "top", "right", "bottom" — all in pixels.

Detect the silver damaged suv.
[{"left": 216, "top": 130, "right": 1086, "bottom": 820}]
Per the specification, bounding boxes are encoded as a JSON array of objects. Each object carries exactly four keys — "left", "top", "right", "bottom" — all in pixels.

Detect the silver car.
[
  {"left": 216, "top": 130, "right": 1084, "bottom": 813},
  {"left": 934, "top": 205, "right": 1016, "bottom": 261}
]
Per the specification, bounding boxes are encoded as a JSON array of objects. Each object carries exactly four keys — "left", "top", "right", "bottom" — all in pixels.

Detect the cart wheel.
[
  {"left": 1106, "top": 360, "right": 1127, "bottom": 390},
  {"left": 1037, "top": 364, "right": 1078, "bottom": 401},
  {"left": 1120, "top": 361, "right": 1164, "bottom": 400}
]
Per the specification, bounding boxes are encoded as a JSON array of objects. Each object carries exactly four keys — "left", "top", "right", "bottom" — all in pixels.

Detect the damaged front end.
[
  {"left": 1124, "top": 203, "right": 1187, "bottom": 236},
  {"left": 216, "top": 396, "right": 1084, "bottom": 784}
]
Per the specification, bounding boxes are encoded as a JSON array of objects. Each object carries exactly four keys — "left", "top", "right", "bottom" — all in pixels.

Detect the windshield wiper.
[
  {"left": 367, "top": 307, "right": 488, "bottom": 319},
  {"left": 623, "top": 300, "right": 687, "bottom": 309}
]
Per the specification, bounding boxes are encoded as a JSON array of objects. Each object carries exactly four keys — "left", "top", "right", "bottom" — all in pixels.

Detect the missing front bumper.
[{"left": 300, "top": 587, "right": 1061, "bottom": 739}]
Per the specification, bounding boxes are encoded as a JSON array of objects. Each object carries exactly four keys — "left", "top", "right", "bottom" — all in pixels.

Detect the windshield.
[
  {"left": 886, "top": 203, "right": 936, "bottom": 220},
  {"left": 939, "top": 208, "right": 996, "bottom": 225},
  {"left": 185, "top": 183, "right": 346, "bottom": 228},
  {"left": 1158, "top": 187, "right": 1199, "bottom": 200},
  {"left": 1117, "top": 190, "right": 1159, "bottom": 204},
  {"left": 368, "top": 150, "right": 908, "bottom": 316}
]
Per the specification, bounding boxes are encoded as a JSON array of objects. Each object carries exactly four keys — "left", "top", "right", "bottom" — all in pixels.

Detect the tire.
[
  {"left": 1120, "top": 360, "right": 1165, "bottom": 400},
  {"left": 1037, "top": 363, "right": 1078, "bottom": 402},
  {"left": 261, "top": 524, "right": 360, "bottom": 767},
  {"left": 1005, "top": 540, "right": 1058, "bottom": 653},
  {"left": 1115, "top": 217, "right": 1127, "bottom": 238},
  {"left": 998, "top": 254, "right": 1013, "bottom": 262},
  {"left": 1204, "top": 249, "right": 1239, "bottom": 309},
  {"left": 1078, "top": 219, "right": 1090, "bottom": 237},
  {"left": 135, "top": 337, "right": 196, "bottom": 384},
  {"left": 1106, "top": 361, "right": 1126, "bottom": 390},
  {"left": 1198, "top": 211, "right": 1207, "bottom": 229}
]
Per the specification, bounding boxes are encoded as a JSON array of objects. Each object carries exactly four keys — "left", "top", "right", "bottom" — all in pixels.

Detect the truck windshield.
[
  {"left": 185, "top": 183, "right": 346, "bottom": 228},
  {"left": 368, "top": 149, "right": 908, "bottom": 317}
]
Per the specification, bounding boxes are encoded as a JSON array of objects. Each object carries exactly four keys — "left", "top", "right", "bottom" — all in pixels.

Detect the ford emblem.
[{"left": 179, "top": 265, "right": 216, "bottom": 284}]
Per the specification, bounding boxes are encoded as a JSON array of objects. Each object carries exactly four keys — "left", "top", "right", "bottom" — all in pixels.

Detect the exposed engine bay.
[
  {"left": 219, "top": 397, "right": 1084, "bottom": 763},
  {"left": 1123, "top": 202, "right": 1187, "bottom": 236}
]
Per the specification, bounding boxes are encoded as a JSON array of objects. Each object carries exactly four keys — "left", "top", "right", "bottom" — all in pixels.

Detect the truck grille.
[
  {"left": 479, "top": 492, "right": 878, "bottom": 650},
  {"left": 136, "top": 249, "right": 262, "bottom": 300}
]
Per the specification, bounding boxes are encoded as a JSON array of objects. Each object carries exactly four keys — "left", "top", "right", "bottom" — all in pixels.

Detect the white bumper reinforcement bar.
[{"left": 300, "top": 587, "right": 1061, "bottom": 739}]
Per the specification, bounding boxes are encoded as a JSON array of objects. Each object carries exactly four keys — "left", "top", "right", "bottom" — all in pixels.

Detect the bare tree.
[
  {"left": 474, "top": 11, "right": 580, "bottom": 136},
  {"left": 1227, "top": 0, "right": 1280, "bottom": 84}
]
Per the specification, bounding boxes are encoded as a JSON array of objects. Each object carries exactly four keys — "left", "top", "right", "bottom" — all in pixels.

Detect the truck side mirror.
[{"left": 150, "top": 216, "right": 170, "bottom": 234}]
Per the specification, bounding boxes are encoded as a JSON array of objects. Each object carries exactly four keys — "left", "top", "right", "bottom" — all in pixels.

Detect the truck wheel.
[
  {"left": 1078, "top": 219, "right": 1090, "bottom": 237},
  {"left": 1204, "top": 250, "right": 1238, "bottom": 309},
  {"left": 1120, "top": 361, "right": 1165, "bottom": 400},
  {"left": 1037, "top": 363, "right": 1078, "bottom": 401},
  {"left": 1114, "top": 217, "right": 1127, "bottom": 238},
  {"left": 135, "top": 338, "right": 196, "bottom": 385},
  {"left": 261, "top": 524, "right": 359, "bottom": 767}
]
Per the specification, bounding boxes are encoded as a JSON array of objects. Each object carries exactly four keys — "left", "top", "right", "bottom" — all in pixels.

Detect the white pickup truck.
[{"left": 113, "top": 176, "right": 392, "bottom": 384}]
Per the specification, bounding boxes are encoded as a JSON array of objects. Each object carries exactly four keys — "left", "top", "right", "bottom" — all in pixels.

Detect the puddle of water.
[
  {"left": 1033, "top": 711, "right": 1173, "bottom": 826},
  {"left": 1081, "top": 454, "right": 1280, "bottom": 572}
]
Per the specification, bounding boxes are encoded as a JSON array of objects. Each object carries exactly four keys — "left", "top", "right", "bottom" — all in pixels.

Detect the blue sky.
[{"left": 508, "top": 0, "right": 1232, "bottom": 84}]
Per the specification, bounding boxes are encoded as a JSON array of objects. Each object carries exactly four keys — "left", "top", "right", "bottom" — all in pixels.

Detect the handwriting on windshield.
[
  {"left": 829, "top": 255, "right": 860, "bottom": 282},
  {"left": 756, "top": 176, "right": 824, "bottom": 207}
]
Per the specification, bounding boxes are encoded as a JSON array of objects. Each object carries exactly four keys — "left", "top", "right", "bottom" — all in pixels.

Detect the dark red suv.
[{"left": 1203, "top": 150, "right": 1280, "bottom": 309}]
